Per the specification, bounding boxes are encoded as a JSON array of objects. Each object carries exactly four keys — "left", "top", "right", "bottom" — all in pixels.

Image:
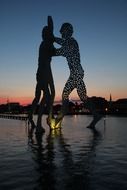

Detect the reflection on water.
[
  {"left": 0, "top": 115, "right": 127, "bottom": 190},
  {"left": 28, "top": 131, "right": 57, "bottom": 190},
  {"left": 28, "top": 127, "right": 101, "bottom": 190}
]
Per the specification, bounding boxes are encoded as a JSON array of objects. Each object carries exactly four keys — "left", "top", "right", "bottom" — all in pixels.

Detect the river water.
[{"left": 0, "top": 115, "right": 127, "bottom": 190}]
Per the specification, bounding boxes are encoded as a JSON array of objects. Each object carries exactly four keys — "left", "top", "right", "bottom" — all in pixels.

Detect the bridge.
[{"left": 0, "top": 114, "right": 28, "bottom": 121}]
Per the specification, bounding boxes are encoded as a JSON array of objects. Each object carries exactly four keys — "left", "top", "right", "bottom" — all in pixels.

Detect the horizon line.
[{"left": 1, "top": 96, "right": 127, "bottom": 106}]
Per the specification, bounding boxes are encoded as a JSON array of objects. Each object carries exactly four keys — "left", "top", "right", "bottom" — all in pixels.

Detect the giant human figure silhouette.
[
  {"left": 28, "top": 16, "right": 55, "bottom": 134},
  {"left": 52, "top": 22, "right": 102, "bottom": 129}
]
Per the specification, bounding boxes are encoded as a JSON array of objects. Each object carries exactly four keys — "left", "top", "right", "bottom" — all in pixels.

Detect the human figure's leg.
[
  {"left": 35, "top": 97, "right": 46, "bottom": 133},
  {"left": 36, "top": 86, "right": 50, "bottom": 133},
  {"left": 76, "top": 78, "right": 95, "bottom": 113},
  {"left": 48, "top": 80, "right": 55, "bottom": 121},
  {"left": 77, "top": 78, "right": 103, "bottom": 128},
  {"left": 56, "top": 77, "right": 75, "bottom": 121},
  {"left": 28, "top": 84, "right": 41, "bottom": 124},
  {"left": 76, "top": 78, "right": 87, "bottom": 103}
]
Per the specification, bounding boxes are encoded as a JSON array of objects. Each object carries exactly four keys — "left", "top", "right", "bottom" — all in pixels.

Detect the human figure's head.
[{"left": 60, "top": 23, "right": 73, "bottom": 39}]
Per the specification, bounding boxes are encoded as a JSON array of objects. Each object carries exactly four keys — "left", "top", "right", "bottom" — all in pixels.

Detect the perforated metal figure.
[
  {"left": 54, "top": 23, "right": 102, "bottom": 128},
  {"left": 28, "top": 16, "right": 55, "bottom": 134}
]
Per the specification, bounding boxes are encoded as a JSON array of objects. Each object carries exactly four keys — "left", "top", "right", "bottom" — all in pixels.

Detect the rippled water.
[{"left": 0, "top": 115, "right": 127, "bottom": 190}]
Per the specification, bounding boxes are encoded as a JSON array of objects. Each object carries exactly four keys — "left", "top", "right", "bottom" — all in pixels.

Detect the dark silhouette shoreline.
[{"left": 0, "top": 97, "right": 127, "bottom": 117}]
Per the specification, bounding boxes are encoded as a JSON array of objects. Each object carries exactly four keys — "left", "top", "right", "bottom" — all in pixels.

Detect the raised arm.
[{"left": 47, "top": 15, "right": 53, "bottom": 33}]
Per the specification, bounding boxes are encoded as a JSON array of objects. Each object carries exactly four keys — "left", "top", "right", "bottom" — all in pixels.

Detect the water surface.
[{"left": 0, "top": 115, "right": 127, "bottom": 190}]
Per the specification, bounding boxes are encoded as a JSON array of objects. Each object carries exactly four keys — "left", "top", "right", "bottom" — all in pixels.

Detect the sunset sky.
[{"left": 0, "top": 0, "right": 127, "bottom": 105}]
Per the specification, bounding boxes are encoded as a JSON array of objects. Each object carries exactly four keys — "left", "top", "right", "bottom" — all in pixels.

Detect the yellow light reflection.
[{"left": 50, "top": 118, "right": 62, "bottom": 130}]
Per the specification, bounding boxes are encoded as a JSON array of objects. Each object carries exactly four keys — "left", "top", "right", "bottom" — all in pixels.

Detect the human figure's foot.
[
  {"left": 28, "top": 115, "right": 36, "bottom": 128},
  {"left": 46, "top": 115, "right": 55, "bottom": 126},
  {"left": 31, "top": 120, "right": 36, "bottom": 129},
  {"left": 46, "top": 116, "right": 62, "bottom": 130},
  {"left": 28, "top": 127, "right": 34, "bottom": 138},
  {"left": 28, "top": 119, "right": 36, "bottom": 137},
  {"left": 28, "top": 114, "right": 33, "bottom": 123},
  {"left": 87, "top": 114, "right": 103, "bottom": 129},
  {"left": 48, "top": 117, "right": 62, "bottom": 130},
  {"left": 53, "top": 117, "right": 62, "bottom": 129},
  {"left": 35, "top": 126, "right": 45, "bottom": 134}
]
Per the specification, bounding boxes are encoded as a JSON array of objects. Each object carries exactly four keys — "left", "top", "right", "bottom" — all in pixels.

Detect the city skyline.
[
  {"left": 0, "top": 0, "right": 127, "bottom": 105},
  {"left": 0, "top": 93, "right": 125, "bottom": 106}
]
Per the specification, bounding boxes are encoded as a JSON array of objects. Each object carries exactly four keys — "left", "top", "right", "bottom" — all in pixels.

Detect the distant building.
[
  {"left": 112, "top": 99, "right": 127, "bottom": 114},
  {"left": 88, "top": 96, "right": 108, "bottom": 113},
  {"left": 7, "top": 102, "right": 21, "bottom": 113}
]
